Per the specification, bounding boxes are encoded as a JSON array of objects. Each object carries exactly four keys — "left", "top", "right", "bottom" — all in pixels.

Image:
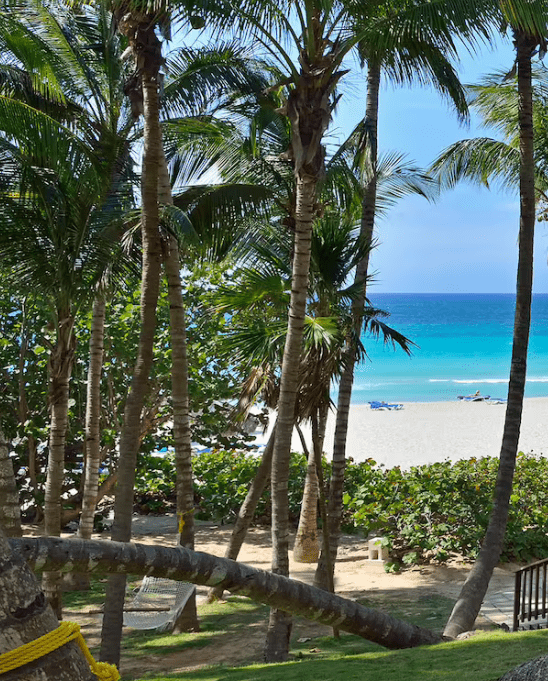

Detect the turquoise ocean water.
[{"left": 348, "top": 293, "right": 548, "bottom": 404}]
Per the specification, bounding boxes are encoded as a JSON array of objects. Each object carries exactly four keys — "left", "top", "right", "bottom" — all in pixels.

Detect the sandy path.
[{"left": 128, "top": 516, "right": 517, "bottom": 603}]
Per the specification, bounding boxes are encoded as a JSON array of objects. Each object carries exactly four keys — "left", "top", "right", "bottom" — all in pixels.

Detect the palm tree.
[
  {"left": 210, "top": 200, "right": 414, "bottom": 572},
  {"left": 432, "top": 6, "right": 548, "bottom": 637},
  {"left": 0, "top": 2, "right": 136, "bottom": 611},
  {"left": 315, "top": 143, "right": 440, "bottom": 592},
  {"left": 17, "top": 532, "right": 449, "bottom": 650},
  {"left": 75, "top": 294, "right": 106, "bottom": 590},
  {"left": 431, "top": 67, "right": 548, "bottom": 197},
  {"left": 0, "top": 86, "right": 127, "bottom": 616},
  {"left": 312, "top": 0, "right": 486, "bottom": 592},
  {"left": 161, "top": 49, "right": 271, "bottom": 615},
  {"left": 100, "top": 9, "right": 274, "bottom": 662},
  {"left": 98, "top": 1, "right": 183, "bottom": 662},
  {"left": 215, "top": 4, "right": 384, "bottom": 655}
]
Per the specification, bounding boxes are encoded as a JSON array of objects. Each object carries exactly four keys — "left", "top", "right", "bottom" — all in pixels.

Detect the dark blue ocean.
[{"left": 347, "top": 293, "right": 548, "bottom": 404}]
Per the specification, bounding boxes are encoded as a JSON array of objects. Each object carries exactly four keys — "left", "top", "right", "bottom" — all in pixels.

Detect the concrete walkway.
[
  {"left": 481, "top": 591, "right": 515, "bottom": 629},
  {"left": 482, "top": 589, "right": 548, "bottom": 631}
]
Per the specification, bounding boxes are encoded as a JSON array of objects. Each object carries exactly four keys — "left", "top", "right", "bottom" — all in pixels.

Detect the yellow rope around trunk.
[{"left": 0, "top": 621, "right": 119, "bottom": 680}]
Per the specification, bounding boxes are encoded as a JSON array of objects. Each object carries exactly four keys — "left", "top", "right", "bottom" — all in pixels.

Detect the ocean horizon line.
[{"left": 369, "top": 291, "right": 548, "bottom": 296}]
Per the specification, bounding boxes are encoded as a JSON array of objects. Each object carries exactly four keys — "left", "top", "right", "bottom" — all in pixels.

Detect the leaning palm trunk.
[
  {"left": 0, "top": 422, "right": 21, "bottom": 537},
  {"left": 207, "top": 427, "right": 276, "bottom": 603},
  {"left": 314, "top": 61, "right": 379, "bottom": 591},
  {"left": 159, "top": 147, "right": 199, "bottom": 632},
  {"left": 444, "top": 31, "right": 537, "bottom": 640},
  {"left": 0, "top": 528, "right": 92, "bottom": 680},
  {"left": 100, "top": 22, "right": 164, "bottom": 666},
  {"left": 16, "top": 535, "right": 444, "bottom": 650},
  {"left": 42, "top": 309, "right": 76, "bottom": 618}
]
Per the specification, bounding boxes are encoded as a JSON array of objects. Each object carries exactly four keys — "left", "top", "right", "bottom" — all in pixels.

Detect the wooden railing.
[{"left": 514, "top": 558, "right": 548, "bottom": 631}]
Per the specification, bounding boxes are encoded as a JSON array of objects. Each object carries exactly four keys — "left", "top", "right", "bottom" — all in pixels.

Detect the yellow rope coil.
[{"left": 0, "top": 621, "right": 119, "bottom": 680}]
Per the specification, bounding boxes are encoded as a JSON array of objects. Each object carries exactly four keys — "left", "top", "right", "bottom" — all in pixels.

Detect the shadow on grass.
[
  {"left": 130, "top": 629, "right": 548, "bottom": 681},
  {"left": 122, "top": 597, "right": 270, "bottom": 659},
  {"left": 119, "top": 591, "right": 492, "bottom": 679}
]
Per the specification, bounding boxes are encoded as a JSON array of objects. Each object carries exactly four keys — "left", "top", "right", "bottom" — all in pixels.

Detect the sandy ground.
[
  {"left": 269, "top": 396, "right": 548, "bottom": 469},
  {"left": 52, "top": 516, "right": 519, "bottom": 677},
  {"left": 127, "top": 516, "right": 517, "bottom": 603}
]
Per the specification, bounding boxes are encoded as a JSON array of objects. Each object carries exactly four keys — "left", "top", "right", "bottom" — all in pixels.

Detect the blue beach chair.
[{"left": 369, "top": 400, "right": 404, "bottom": 411}]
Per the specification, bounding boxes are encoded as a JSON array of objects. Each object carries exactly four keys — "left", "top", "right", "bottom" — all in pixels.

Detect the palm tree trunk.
[
  {"left": 444, "top": 31, "right": 537, "bottom": 640},
  {"left": 264, "top": 174, "right": 315, "bottom": 662},
  {"left": 264, "top": 18, "right": 344, "bottom": 653},
  {"left": 312, "top": 408, "right": 338, "bottom": 637},
  {"left": 159, "top": 147, "right": 199, "bottom": 632},
  {"left": 64, "top": 295, "right": 107, "bottom": 592},
  {"left": 293, "top": 441, "right": 320, "bottom": 562},
  {"left": 100, "top": 25, "right": 164, "bottom": 666},
  {"left": 0, "top": 528, "right": 92, "bottom": 680},
  {"left": 0, "top": 423, "right": 21, "bottom": 537},
  {"left": 17, "top": 534, "right": 444, "bottom": 650},
  {"left": 293, "top": 408, "right": 327, "bottom": 563},
  {"left": 314, "top": 60, "right": 379, "bottom": 590},
  {"left": 17, "top": 299, "right": 39, "bottom": 510},
  {"left": 42, "top": 309, "right": 75, "bottom": 619},
  {"left": 207, "top": 427, "right": 275, "bottom": 602},
  {"left": 78, "top": 296, "right": 106, "bottom": 542}
]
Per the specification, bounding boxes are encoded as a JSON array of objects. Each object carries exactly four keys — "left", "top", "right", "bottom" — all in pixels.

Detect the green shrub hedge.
[
  {"left": 343, "top": 452, "right": 548, "bottom": 564},
  {"left": 133, "top": 449, "right": 548, "bottom": 565}
]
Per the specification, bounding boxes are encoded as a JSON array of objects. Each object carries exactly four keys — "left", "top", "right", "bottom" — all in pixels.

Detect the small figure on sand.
[{"left": 457, "top": 390, "right": 490, "bottom": 402}]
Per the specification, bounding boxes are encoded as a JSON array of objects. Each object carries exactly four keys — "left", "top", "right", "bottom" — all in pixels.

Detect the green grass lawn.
[
  {"left": 113, "top": 593, "right": 548, "bottom": 681},
  {"left": 60, "top": 575, "right": 546, "bottom": 681},
  {"left": 127, "top": 628, "right": 548, "bottom": 681}
]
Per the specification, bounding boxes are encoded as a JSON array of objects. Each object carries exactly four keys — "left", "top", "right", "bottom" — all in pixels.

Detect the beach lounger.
[
  {"left": 457, "top": 393, "right": 490, "bottom": 402},
  {"left": 369, "top": 401, "right": 403, "bottom": 411}
]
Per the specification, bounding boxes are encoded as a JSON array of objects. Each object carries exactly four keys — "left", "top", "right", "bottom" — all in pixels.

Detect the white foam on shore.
[{"left": 258, "top": 397, "right": 548, "bottom": 470}]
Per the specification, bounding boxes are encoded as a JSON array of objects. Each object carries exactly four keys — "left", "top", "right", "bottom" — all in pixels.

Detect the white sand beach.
[{"left": 263, "top": 396, "right": 548, "bottom": 469}]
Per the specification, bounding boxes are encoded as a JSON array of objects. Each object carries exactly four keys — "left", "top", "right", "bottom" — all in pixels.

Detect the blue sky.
[{"left": 332, "top": 37, "right": 548, "bottom": 295}]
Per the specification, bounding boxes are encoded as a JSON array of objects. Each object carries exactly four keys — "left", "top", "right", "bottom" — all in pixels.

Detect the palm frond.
[
  {"left": 159, "top": 204, "right": 200, "bottom": 248},
  {"left": 365, "top": 318, "right": 416, "bottom": 356},
  {"left": 163, "top": 42, "right": 270, "bottom": 118},
  {"left": 375, "top": 151, "right": 439, "bottom": 215},
  {"left": 431, "top": 137, "right": 521, "bottom": 193}
]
